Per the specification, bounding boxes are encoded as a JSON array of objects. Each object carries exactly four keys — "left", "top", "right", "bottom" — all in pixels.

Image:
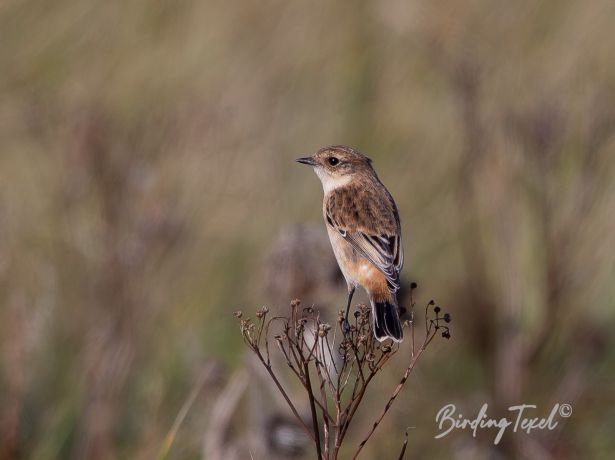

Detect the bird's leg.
[{"left": 343, "top": 286, "right": 355, "bottom": 333}]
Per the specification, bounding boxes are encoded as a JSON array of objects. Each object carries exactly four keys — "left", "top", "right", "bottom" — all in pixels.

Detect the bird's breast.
[{"left": 324, "top": 226, "right": 388, "bottom": 295}]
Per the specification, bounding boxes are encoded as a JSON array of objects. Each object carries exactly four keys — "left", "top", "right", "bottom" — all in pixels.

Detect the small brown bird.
[{"left": 297, "top": 145, "right": 404, "bottom": 342}]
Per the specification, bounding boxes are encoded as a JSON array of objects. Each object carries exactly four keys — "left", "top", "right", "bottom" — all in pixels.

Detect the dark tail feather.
[{"left": 371, "top": 297, "right": 403, "bottom": 342}]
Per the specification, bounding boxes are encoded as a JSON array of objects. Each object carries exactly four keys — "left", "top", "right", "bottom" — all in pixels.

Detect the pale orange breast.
[
  {"left": 323, "top": 197, "right": 393, "bottom": 302},
  {"left": 354, "top": 258, "right": 390, "bottom": 299},
  {"left": 327, "top": 231, "right": 391, "bottom": 299}
]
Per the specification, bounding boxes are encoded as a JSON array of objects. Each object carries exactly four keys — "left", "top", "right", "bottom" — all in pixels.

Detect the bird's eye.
[{"left": 328, "top": 157, "right": 339, "bottom": 166}]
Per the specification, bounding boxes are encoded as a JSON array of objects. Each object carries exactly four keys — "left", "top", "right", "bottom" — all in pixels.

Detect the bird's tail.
[{"left": 370, "top": 294, "right": 403, "bottom": 342}]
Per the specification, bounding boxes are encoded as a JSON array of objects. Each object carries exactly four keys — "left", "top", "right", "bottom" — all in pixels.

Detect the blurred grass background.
[{"left": 1, "top": 0, "right": 614, "bottom": 459}]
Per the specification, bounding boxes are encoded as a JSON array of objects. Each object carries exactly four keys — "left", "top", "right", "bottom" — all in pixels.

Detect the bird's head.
[{"left": 296, "top": 145, "right": 374, "bottom": 192}]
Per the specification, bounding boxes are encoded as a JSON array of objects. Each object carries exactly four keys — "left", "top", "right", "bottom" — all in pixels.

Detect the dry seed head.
[{"left": 318, "top": 323, "right": 331, "bottom": 337}]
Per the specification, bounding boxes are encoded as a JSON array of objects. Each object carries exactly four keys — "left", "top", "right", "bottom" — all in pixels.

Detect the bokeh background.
[{"left": 1, "top": 0, "right": 614, "bottom": 459}]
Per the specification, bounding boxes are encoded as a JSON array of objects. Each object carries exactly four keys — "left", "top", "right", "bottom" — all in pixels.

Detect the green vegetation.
[{"left": 1, "top": 1, "right": 614, "bottom": 459}]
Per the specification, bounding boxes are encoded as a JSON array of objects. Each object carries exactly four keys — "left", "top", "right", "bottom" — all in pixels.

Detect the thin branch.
[
  {"left": 304, "top": 361, "right": 323, "bottom": 459},
  {"left": 253, "top": 348, "right": 316, "bottom": 444},
  {"left": 236, "top": 298, "right": 451, "bottom": 460},
  {"left": 352, "top": 347, "right": 426, "bottom": 460},
  {"left": 397, "top": 429, "right": 410, "bottom": 460}
]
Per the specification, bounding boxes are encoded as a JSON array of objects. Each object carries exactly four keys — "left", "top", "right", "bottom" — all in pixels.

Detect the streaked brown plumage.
[{"left": 297, "top": 145, "right": 404, "bottom": 341}]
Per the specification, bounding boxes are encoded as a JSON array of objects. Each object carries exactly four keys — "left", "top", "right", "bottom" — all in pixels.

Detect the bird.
[{"left": 297, "top": 145, "right": 404, "bottom": 342}]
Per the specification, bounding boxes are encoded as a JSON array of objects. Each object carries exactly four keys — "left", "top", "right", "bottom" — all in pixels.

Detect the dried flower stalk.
[{"left": 236, "top": 285, "right": 451, "bottom": 459}]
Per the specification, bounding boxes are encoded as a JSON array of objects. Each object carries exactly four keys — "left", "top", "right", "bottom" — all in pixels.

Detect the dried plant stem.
[
  {"left": 254, "top": 348, "right": 317, "bottom": 445},
  {"left": 236, "top": 295, "right": 451, "bottom": 460},
  {"left": 352, "top": 346, "right": 427, "bottom": 459},
  {"left": 397, "top": 429, "right": 410, "bottom": 460},
  {"left": 304, "top": 361, "right": 324, "bottom": 459},
  {"left": 314, "top": 359, "right": 331, "bottom": 458}
]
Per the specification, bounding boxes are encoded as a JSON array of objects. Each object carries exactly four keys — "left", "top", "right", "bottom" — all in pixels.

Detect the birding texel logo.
[{"left": 434, "top": 403, "right": 572, "bottom": 444}]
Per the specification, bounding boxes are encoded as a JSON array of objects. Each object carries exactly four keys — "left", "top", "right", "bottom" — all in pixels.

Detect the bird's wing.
[{"left": 326, "top": 185, "right": 403, "bottom": 291}]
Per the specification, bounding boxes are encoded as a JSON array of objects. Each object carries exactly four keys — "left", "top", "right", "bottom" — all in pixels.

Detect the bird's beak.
[{"left": 296, "top": 156, "right": 317, "bottom": 166}]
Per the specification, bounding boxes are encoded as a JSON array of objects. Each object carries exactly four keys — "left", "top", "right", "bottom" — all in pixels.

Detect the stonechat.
[{"left": 297, "top": 145, "right": 404, "bottom": 342}]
